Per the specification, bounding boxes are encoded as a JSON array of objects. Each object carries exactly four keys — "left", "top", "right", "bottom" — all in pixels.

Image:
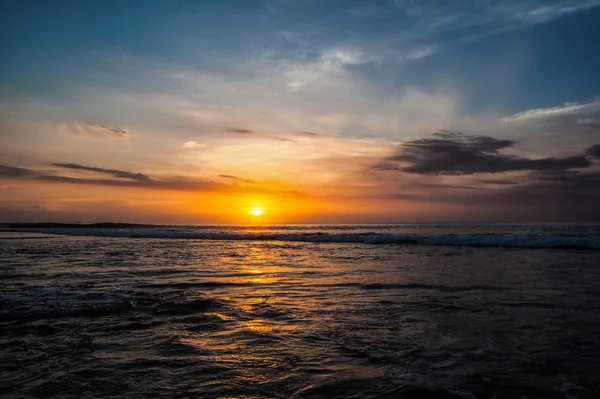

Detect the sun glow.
[{"left": 204, "top": 194, "right": 323, "bottom": 224}]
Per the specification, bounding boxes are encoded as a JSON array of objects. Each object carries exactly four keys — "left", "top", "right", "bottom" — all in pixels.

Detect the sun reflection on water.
[{"left": 180, "top": 242, "right": 305, "bottom": 392}]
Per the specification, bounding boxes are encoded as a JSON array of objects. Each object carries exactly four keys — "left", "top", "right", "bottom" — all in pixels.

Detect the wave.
[{"left": 2, "top": 227, "right": 599, "bottom": 249}]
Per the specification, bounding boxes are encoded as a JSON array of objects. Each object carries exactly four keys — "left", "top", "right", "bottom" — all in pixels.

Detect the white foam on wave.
[{"left": 2, "top": 228, "right": 599, "bottom": 249}]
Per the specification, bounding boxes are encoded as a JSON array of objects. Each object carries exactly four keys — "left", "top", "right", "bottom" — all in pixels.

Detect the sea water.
[{"left": 1, "top": 224, "right": 599, "bottom": 398}]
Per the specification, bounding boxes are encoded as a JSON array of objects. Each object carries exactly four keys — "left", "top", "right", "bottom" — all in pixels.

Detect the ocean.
[{"left": 1, "top": 224, "right": 599, "bottom": 398}]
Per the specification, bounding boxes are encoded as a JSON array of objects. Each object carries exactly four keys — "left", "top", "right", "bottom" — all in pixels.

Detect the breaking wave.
[{"left": 2, "top": 227, "right": 599, "bottom": 249}]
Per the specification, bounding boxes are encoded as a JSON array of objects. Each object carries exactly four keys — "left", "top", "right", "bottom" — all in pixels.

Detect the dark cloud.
[
  {"left": 0, "top": 163, "right": 298, "bottom": 195},
  {"left": 226, "top": 128, "right": 254, "bottom": 134},
  {"left": 52, "top": 163, "right": 152, "bottom": 182},
  {"left": 0, "top": 165, "right": 38, "bottom": 178},
  {"left": 478, "top": 179, "right": 517, "bottom": 185},
  {"left": 366, "top": 132, "right": 600, "bottom": 220},
  {"left": 219, "top": 174, "right": 255, "bottom": 184},
  {"left": 300, "top": 131, "right": 320, "bottom": 136},
  {"left": 412, "top": 182, "right": 485, "bottom": 190},
  {"left": 586, "top": 144, "right": 600, "bottom": 159},
  {"left": 378, "top": 131, "right": 591, "bottom": 175}
]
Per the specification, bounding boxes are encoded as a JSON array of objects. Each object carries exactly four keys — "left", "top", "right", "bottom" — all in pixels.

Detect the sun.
[{"left": 249, "top": 208, "right": 263, "bottom": 217}]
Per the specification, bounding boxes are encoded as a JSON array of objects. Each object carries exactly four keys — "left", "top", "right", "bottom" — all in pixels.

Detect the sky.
[{"left": 1, "top": 0, "right": 600, "bottom": 223}]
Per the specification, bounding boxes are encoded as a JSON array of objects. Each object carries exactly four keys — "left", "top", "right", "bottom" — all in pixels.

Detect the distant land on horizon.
[{"left": 3, "top": 221, "right": 600, "bottom": 229}]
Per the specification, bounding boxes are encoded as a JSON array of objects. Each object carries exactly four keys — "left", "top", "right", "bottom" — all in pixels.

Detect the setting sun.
[{"left": 250, "top": 208, "right": 263, "bottom": 217}]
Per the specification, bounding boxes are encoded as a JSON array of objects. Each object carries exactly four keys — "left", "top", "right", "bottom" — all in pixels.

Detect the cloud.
[
  {"left": 501, "top": 99, "right": 600, "bottom": 123},
  {"left": 183, "top": 141, "right": 206, "bottom": 149},
  {"left": 0, "top": 165, "right": 38, "bottom": 178},
  {"left": 219, "top": 174, "right": 255, "bottom": 184},
  {"left": 61, "top": 122, "right": 130, "bottom": 139},
  {"left": 0, "top": 163, "right": 297, "bottom": 195},
  {"left": 227, "top": 128, "right": 254, "bottom": 134},
  {"left": 586, "top": 144, "right": 600, "bottom": 159},
  {"left": 404, "top": 45, "right": 439, "bottom": 61},
  {"left": 281, "top": 48, "right": 371, "bottom": 90},
  {"left": 578, "top": 118, "right": 600, "bottom": 130},
  {"left": 393, "top": 0, "right": 600, "bottom": 43},
  {"left": 226, "top": 127, "right": 294, "bottom": 142},
  {"left": 376, "top": 131, "right": 591, "bottom": 175},
  {"left": 271, "top": 1, "right": 599, "bottom": 61},
  {"left": 91, "top": 52, "right": 465, "bottom": 145},
  {"left": 509, "top": 1, "right": 600, "bottom": 25},
  {"left": 478, "top": 179, "right": 517, "bottom": 185},
  {"left": 51, "top": 163, "right": 152, "bottom": 182},
  {"left": 494, "top": 100, "right": 600, "bottom": 154},
  {"left": 530, "top": 169, "right": 600, "bottom": 188}
]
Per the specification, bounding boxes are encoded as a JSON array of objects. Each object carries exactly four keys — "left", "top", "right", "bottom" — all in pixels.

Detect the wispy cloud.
[
  {"left": 266, "top": 0, "right": 600, "bottom": 70},
  {"left": 531, "top": 169, "right": 600, "bottom": 188},
  {"left": 404, "top": 45, "right": 439, "bottom": 61},
  {"left": 510, "top": 1, "right": 600, "bottom": 24},
  {"left": 219, "top": 174, "right": 255, "bottom": 184},
  {"left": 0, "top": 163, "right": 297, "bottom": 195},
  {"left": 226, "top": 127, "right": 294, "bottom": 142},
  {"left": 392, "top": 0, "right": 600, "bottom": 43},
  {"left": 0, "top": 165, "right": 38, "bottom": 178},
  {"left": 227, "top": 128, "right": 255, "bottom": 134},
  {"left": 578, "top": 118, "right": 600, "bottom": 130},
  {"left": 501, "top": 99, "right": 600, "bottom": 123},
  {"left": 182, "top": 141, "right": 206, "bottom": 149},
  {"left": 60, "top": 122, "right": 130, "bottom": 139},
  {"left": 51, "top": 163, "right": 152, "bottom": 182},
  {"left": 478, "top": 179, "right": 518, "bottom": 185},
  {"left": 282, "top": 48, "right": 371, "bottom": 90},
  {"left": 270, "top": 0, "right": 599, "bottom": 64}
]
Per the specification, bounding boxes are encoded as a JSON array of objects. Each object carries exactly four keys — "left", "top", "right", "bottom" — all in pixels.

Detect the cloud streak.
[
  {"left": 226, "top": 127, "right": 294, "bottom": 142},
  {"left": 219, "top": 174, "right": 255, "bottom": 184},
  {"left": 393, "top": 0, "right": 600, "bottom": 43},
  {"left": 227, "top": 128, "right": 254, "bottom": 134},
  {"left": 0, "top": 163, "right": 297, "bottom": 195},
  {"left": 578, "top": 118, "right": 600, "bottom": 131},
  {"left": 502, "top": 99, "right": 600, "bottom": 123},
  {"left": 61, "top": 122, "right": 130, "bottom": 139},
  {"left": 52, "top": 163, "right": 152, "bottom": 182}
]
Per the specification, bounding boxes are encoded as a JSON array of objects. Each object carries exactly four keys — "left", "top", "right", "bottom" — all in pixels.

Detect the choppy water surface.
[{"left": 1, "top": 226, "right": 600, "bottom": 398}]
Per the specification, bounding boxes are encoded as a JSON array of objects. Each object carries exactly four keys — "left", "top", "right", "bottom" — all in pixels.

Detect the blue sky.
[
  {"left": 1, "top": 0, "right": 600, "bottom": 222},
  {"left": 3, "top": 0, "right": 600, "bottom": 110}
]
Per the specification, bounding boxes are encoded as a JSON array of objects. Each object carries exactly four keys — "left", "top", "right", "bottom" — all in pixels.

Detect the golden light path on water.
[{"left": 181, "top": 245, "right": 306, "bottom": 386}]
